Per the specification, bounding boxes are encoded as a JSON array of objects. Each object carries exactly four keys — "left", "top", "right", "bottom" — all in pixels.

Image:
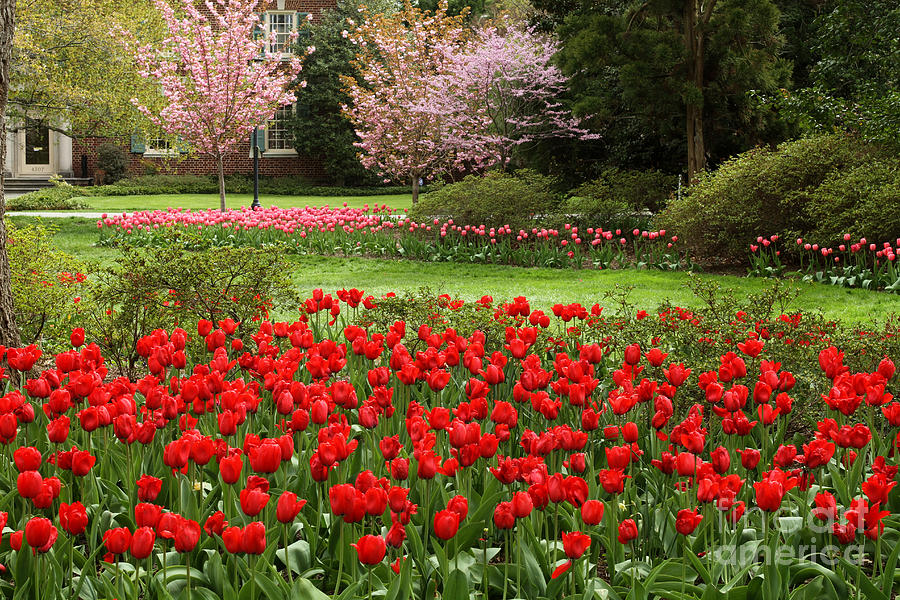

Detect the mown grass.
[
  {"left": 75, "top": 193, "right": 413, "bottom": 212},
  {"left": 8, "top": 216, "right": 900, "bottom": 324}
]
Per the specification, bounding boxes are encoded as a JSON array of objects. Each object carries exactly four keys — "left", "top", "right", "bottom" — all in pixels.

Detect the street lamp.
[{"left": 251, "top": 127, "right": 261, "bottom": 209}]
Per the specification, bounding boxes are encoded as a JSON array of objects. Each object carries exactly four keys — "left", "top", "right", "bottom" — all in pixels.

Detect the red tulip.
[
  {"left": 130, "top": 527, "right": 156, "bottom": 559},
  {"left": 248, "top": 440, "right": 282, "bottom": 474},
  {"left": 738, "top": 448, "right": 761, "bottom": 470},
  {"left": 580, "top": 500, "right": 604, "bottom": 525},
  {"left": 753, "top": 479, "right": 785, "bottom": 512},
  {"left": 447, "top": 495, "right": 469, "bottom": 520},
  {"left": 70, "top": 327, "right": 86, "bottom": 347},
  {"left": 104, "top": 527, "right": 132, "bottom": 555},
  {"left": 223, "top": 526, "right": 243, "bottom": 553},
  {"left": 617, "top": 519, "right": 638, "bottom": 544},
  {"left": 13, "top": 447, "right": 41, "bottom": 472},
  {"left": 219, "top": 454, "right": 244, "bottom": 485},
  {"left": 59, "top": 502, "right": 88, "bottom": 536},
  {"left": 25, "top": 517, "right": 55, "bottom": 552},
  {"left": 623, "top": 343, "right": 641, "bottom": 365},
  {"left": 562, "top": 531, "right": 591, "bottom": 559},
  {"left": 239, "top": 487, "right": 270, "bottom": 517},
  {"left": 675, "top": 508, "right": 703, "bottom": 536},
  {"left": 136, "top": 474, "right": 162, "bottom": 501},
  {"left": 71, "top": 449, "right": 96, "bottom": 476},
  {"left": 242, "top": 521, "right": 266, "bottom": 554},
  {"left": 351, "top": 534, "right": 386, "bottom": 565},
  {"left": 173, "top": 517, "right": 201, "bottom": 552},
  {"left": 493, "top": 502, "right": 515, "bottom": 529},
  {"left": 598, "top": 469, "right": 627, "bottom": 495},
  {"left": 203, "top": 511, "right": 227, "bottom": 536},
  {"left": 433, "top": 509, "right": 460, "bottom": 540},
  {"left": 276, "top": 491, "right": 306, "bottom": 523},
  {"left": 511, "top": 491, "right": 533, "bottom": 518},
  {"left": 17, "top": 471, "right": 42, "bottom": 499},
  {"left": 47, "top": 416, "right": 70, "bottom": 443},
  {"left": 135, "top": 503, "right": 163, "bottom": 529}
]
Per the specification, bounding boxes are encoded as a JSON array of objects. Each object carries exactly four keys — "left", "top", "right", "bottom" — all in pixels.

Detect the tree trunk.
[
  {"left": 216, "top": 154, "right": 226, "bottom": 211},
  {"left": 0, "top": 0, "right": 21, "bottom": 348},
  {"left": 411, "top": 175, "right": 419, "bottom": 204},
  {"left": 684, "top": 0, "right": 707, "bottom": 182}
]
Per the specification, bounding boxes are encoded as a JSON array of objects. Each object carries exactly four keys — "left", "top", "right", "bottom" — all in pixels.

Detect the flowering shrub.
[
  {"left": 97, "top": 207, "right": 695, "bottom": 271},
  {"left": 0, "top": 288, "right": 897, "bottom": 599},
  {"left": 76, "top": 239, "right": 295, "bottom": 377},
  {"left": 749, "top": 233, "right": 900, "bottom": 292}
]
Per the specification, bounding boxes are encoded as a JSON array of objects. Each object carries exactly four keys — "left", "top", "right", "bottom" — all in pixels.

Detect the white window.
[
  {"left": 144, "top": 136, "right": 176, "bottom": 157},
  {"left": 264, "top": 12, "right": 295, "bottom": 57},
  {"left": 266, "top": 105, "right": 294, "bottom": 152}
]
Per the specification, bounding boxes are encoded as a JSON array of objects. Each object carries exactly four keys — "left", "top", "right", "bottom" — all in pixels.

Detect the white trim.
[{"left": 263, "top": 11, "right": 296, "bottom": 60}]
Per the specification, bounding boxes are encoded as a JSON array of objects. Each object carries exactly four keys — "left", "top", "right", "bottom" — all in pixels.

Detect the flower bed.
[
  {"left": 749, "top": 234, "right": 900, "bottom": 292},
  {"left": 97, "top": 207, "right": 694, "bottom": 270},
  {"left": 0, "top": 290, "right": 897, "bottom": 599}
]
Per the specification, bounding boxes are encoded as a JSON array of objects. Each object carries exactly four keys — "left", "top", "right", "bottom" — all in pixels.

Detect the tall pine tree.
[{"left": 553, "top": 0, "right": 788, "bottom": 178}]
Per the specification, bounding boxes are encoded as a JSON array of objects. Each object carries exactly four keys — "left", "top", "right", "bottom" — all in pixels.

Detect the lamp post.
[{"left": 251, "top": 127, "right": 261, "bottom": 209}]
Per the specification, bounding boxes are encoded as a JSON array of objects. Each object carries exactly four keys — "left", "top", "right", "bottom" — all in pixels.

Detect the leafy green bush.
[
  {"left": 564, "top": 168, "right": 675, "bottom": 229},
  {"left": 87, "top": 174, "right": 422, "bottom": 198},
  {"left": 408, "top": 170, "right": 562, "bottom": 230},
  {"left": 805, "top": 160, "right": 900, "bottom": 243},
  {"left": 7, "top": 220, "right": 88, "bottom": 347},
  {"left": 656, "top": 133, "right": 888, "bottom": 261},
  {"left": 8, "top": 183, "right": 91, "bottom": 211},
  {"left": 77, "top": 231, "right": 297, "bottom": 377},
  {"left": 97, "top": 142, "right": 128, "bottom": 183}
]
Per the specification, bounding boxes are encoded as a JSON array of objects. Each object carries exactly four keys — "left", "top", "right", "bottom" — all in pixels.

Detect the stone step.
[{"left": 4, "top": 177, "right": 92, "bottom": 194}]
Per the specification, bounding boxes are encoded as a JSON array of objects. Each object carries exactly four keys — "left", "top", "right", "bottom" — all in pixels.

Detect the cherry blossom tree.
[
  {"left": 341, "top": 0, "right": 468, "bottom": 203},
  {"left": 439, "top": 23, "right": 598, "bottom": 171},
  {"left": 342, "top": 8, "right": 594, "bottom": 199},
  {"left": 129, "top": 0, "right": 310, "bottom": 210}
]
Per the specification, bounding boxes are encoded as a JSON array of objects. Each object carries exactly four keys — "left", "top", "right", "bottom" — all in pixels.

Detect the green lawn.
[
  {"left": 76, "top": 193, "right": 413, "bottom": 212},
  {"left": 9, "top": 216, "right": 900, "bottom": 325}
]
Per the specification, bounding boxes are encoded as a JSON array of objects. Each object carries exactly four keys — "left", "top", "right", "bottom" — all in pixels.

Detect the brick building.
[{"left": 3, "top": 0, "right": 337, "bottom": 185}]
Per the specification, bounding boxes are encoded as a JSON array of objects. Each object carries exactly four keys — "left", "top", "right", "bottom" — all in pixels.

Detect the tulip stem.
[
  {"left": 284, "top": 524, "right": 293, "bottom": 585},
  {"left": 334, "top": 523, "right": 344, "bottom": 596},
  {"left": 502, "top": 530, "right": 509, "bottom": 600},
  {"left": 186, "top": 554, "right": 192, "bottom": 600}
]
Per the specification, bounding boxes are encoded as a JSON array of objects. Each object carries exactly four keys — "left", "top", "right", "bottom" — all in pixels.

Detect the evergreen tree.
[
  {"left": 554, "top": 0, "right": 789, "bottom": 178},
  {"left": 287, "top": 1, "right": 379, "bottom": 186}
]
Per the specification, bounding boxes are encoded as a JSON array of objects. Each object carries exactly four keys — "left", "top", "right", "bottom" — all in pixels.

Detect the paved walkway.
[{"left": 7, "top": 211, "right": 112, "bottom": 219}]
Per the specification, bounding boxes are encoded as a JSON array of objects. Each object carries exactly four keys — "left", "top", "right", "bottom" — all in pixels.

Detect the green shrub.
[
  {"left": 408, "top": 170, "right": 562, "bottom": 230},
  {"left": 7, "top": 183, "right": 91, "bottom": 211},
  {"left": 564, "top": 168, "right": 675, "bottom": 229},
  {"left": 7, "top": 220, "right": 88, "bottom": 347},
  {"left": 97, "top": 143, "right": 128, "bottom": 183},
  {"left": 805, "top": 160, "right": 900, "bottom": 243},
  {"left": 77, "top": 232, "right": 297, "bottom": 377},
  {"left": 656, "top": 133, "right": 888, "bottom": 262}
]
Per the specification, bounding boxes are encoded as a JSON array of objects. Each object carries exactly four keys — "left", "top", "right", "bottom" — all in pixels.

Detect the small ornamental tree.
[
  {"left": 438, "top": 23, "right": 597, "bottom": 171},
  {"left": 130, "top": 0, "right": 310, "bottom": 210},
  {"left": 341, "top": 0, "right": 468, "bottom": 203}
]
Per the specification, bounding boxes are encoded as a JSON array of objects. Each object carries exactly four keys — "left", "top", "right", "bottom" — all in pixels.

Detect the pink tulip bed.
[
  {"left": 0, "top": 287, "right": 899, "bottom": 600},
  {"left": 749, "top": 234, "right": 900, "bottom": 292},
  {"left": 96, "top": 207, "right": 695, "bottom": 271}
]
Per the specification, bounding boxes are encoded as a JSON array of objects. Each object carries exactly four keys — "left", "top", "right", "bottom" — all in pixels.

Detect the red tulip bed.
[
  {"left": 749, "top": 234, "right": 900, "bottom": 292},
  {"left": 96, "top": 207, "right": 693, "bottom": 271},
  {"left": 0, "top": 290, "right": 898, "bottom": 600}
]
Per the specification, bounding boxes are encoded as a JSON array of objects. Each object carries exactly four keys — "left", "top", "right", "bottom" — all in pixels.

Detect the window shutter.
[
  {"left": 175, "top": 136, "right": 189, "bottom": 154},
  {"left": 130, "top": 134, "right": 146, "bottom": 154}
]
